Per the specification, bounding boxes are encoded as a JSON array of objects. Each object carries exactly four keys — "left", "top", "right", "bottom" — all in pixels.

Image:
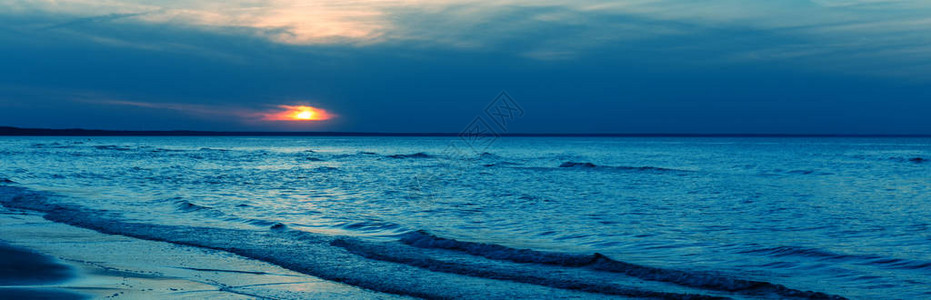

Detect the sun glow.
[
  {"left": 263, "top": 105, "right": 333, "bottom": 121},
  {"left": 295, "top": 110, "right": 314, "bottom": 120}
]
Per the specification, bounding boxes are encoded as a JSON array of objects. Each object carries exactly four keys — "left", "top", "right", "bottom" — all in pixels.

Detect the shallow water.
[{"left": 1, "top": 136, "right": 929, "bottom": 299}]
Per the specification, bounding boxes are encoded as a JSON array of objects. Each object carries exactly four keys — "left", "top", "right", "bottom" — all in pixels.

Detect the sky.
[{"left": 1, "top": 0, "right": 930, "bottom": 134}]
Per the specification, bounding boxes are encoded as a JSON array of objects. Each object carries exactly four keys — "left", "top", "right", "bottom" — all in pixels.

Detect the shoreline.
[
  {"left": 0, "top": 206, "right": 408, "bottom": 299},
  {"left": 0, "top": 187, "right": 640, "bottom": 299}
]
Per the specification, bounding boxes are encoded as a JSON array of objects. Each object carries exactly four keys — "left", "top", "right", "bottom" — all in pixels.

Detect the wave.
[
  {"left": 243, "top": 218, "right": 277, "bottom": 227},
  {"left": 332, "top": 237, "right": 728, "bottom": 300},
  {"left": 397, "top": 230, "right": 844, "bottom": 299},
  {"left": 151, "top": 148, "right": 189, "bottom": 153},
  {"left": 30, "top": 142, "right": 78, "bottom": 149},
  {"left": 741, "top": 246, "right": 931, "bottom": 272},
  {"left": 559, "top": 162, "right": 688, "bottom": 172},
  {"left": 889, "top": 156, "right": 926, "bottom": 164},
  {"left": 478, "top": 152, "right": 501, "bottom": 159},
  {"left": 387, "top": 152, "right": 434, "bottom": 159},
  {"left": 762, "top": 169, "right": 835, "bottom": 176},
  {"left": 160, "top": 197, "right": 227, "bottom": 218},
  {"left": 483, "top": 161, "right": 523, "bottom": 167},
  {"left": 332, "top": 151, "right": 378, "bottom": 158},
  {"left": 0, "top": 186, "right": 846, "bottom": 299},
  {"left": 93, "top": 145, "right": 133, "bottom": 151},
  {"left": 1, "top": 186, "right": 726, "bottom": 299},
  {"left": 312, "top": 166, "right": 340, "bottom": 172},
  {"left": 171, "top": 198, "right": 213, "bottom": 213},
  {"left": 740, "top": 246, "right": 842, "bottom": 259},
  {"left": 560, "top": 161, "right": 599, "bottom": 168},
  {"left": 786, "top": 170, "right": 817, "bottom": 175},
  {"left": 339, "top": 220, "right": 403, "bottom": 232}
]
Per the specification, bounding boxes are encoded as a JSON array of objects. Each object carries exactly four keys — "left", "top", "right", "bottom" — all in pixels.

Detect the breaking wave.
[
  {"left": 0, "top": 186, "right": 847, "bottom": 299},
  {"left": 397, "top": 230, "right": 844, "bottom": 299}
]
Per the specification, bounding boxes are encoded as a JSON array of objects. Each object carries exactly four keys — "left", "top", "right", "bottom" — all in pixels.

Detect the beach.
[
  {"left": 0, "top": 240, "right": 84, "bottom": 299},
  {"left": 0, "top": 205, "right": 406, "bottom": 299}
]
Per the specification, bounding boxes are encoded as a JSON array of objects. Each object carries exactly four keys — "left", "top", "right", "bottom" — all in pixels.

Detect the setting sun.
[
  {"left": 295, "top": 110, "right": 314, "bottom": 120},
  {"left": 262, "top": 105, "right": 333, "bottom": 121}
]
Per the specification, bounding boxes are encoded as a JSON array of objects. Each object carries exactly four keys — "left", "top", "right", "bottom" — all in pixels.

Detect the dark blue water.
[{"left": 1, "top": 137, "right": 929, "bottom": 299}]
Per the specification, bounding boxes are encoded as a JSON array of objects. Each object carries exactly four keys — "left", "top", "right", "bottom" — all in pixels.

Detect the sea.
[{"left": 1, "top": 136, "right": 929, "bottom": 299}]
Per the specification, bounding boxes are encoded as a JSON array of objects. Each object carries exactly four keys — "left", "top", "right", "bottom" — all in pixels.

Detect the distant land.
[{"left": 1, "top": 126, "right": 929, "bottom": 137}]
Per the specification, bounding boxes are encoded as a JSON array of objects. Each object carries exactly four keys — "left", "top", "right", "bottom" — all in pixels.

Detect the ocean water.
[{"left": 1, "top": 136, "right": 929, "bottom": 299}]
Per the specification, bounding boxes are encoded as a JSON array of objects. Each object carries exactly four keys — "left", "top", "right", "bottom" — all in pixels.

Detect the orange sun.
[
  {"left": 263, "top": 105, "right": 333, "bottom": 121},
  {"left": 295, "top": 110, "right": 314, "bottom": 120}
]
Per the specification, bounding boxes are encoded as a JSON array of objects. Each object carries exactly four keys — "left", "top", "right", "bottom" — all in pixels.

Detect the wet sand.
[
  {"left": 0, "top": 206, "right": 407, "bottom": 299},
  {"left": 0, "top": 241, "right": 86, "bottom": 299}
]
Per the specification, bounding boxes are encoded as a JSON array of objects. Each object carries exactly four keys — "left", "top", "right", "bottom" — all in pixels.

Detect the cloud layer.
[{"left": 1, "top": 0, "right": 930, "bottom": 133}]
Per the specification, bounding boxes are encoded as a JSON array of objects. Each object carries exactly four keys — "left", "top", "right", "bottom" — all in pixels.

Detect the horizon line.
[{"left": 2, "top": 126, "right": 930, "bottom": 138}]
